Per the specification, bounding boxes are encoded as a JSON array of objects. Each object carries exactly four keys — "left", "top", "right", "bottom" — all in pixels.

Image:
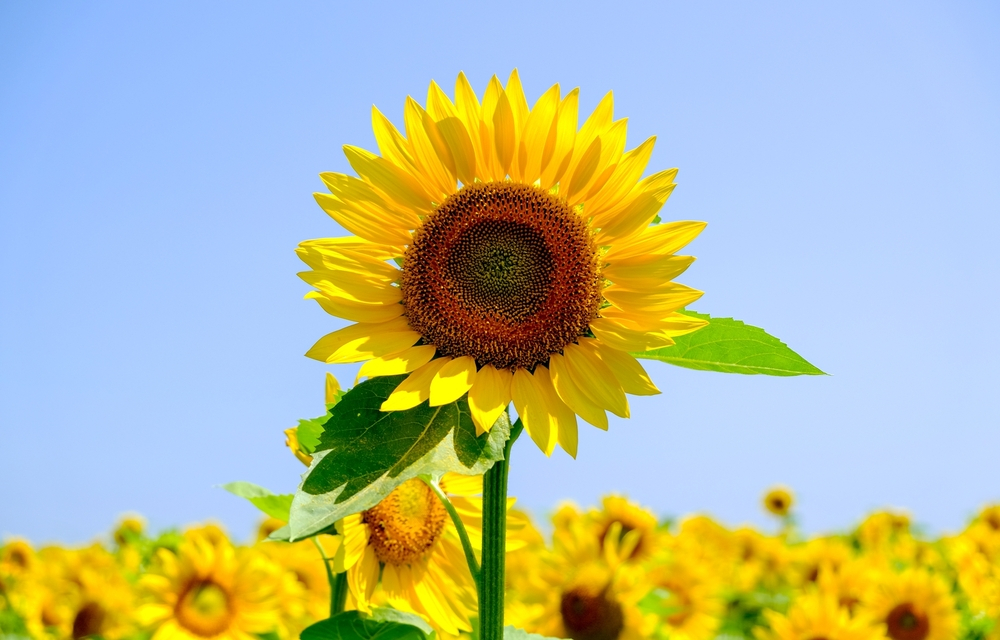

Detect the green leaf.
[
  {"left": 300, "top": 610, "right": 428, "bottom": 640},
  {"left": 221, "top": 482, "right": 293, "bottom": 522},
  {"left": 633, "top": 310, "right": 825, "bottom": 376},
  {"left": 503, "top": 627, "right": 560, "bottom": 640},
  {"left": 297, "top": 390, "right": 349, "bottom": 455},
  {"left": 367, "top": 609, "right": 433, "bottom": 636},
  {"left": 289, "top": 375, "right": 510, "bottom": 541}
]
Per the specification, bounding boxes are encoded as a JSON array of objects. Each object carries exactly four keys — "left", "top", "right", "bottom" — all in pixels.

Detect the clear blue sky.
[{"left": 2, "top": 1, "right": 998, "bottom": 545}]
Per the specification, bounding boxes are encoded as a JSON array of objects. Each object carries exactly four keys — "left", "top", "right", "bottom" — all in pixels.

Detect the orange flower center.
[
  {"left": 886, "top": 603, "right": 930, "bottom": 640},
  {"left": 402, "top": 182, "right": 602, "bottom": 371},
  {"left": 176, "top": 580, "right": 233, "bottom": 637},
  {"left": 363, "top": 479, "right": 447, "bottom": 565},
  {"left": 560, "top": 585, "right": 625, "bottom": 640}
]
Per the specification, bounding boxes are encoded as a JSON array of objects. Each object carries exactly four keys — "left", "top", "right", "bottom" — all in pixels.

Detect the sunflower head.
[
  {"left": 361, "top": 479, "right": 447, "bottom": 565},
  {"left": 301, "top": 70, "right": 708, "bottom": 456},
  {"left": 764, "top": 486, "right": 794, "bottom": 517}
]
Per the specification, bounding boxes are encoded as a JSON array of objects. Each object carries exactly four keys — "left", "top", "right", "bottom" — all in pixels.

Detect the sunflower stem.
[
  {"left": 479, "top": 415, "right": 523, "bottom": 640},
  {"left": 311, "top": 536, "right": 348, "bottom": 617},
  {"left": 423, "top": 476, "right": 481, "bottom": 590}
]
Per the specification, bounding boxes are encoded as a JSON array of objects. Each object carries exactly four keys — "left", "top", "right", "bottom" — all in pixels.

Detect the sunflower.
[
  {"left": 299, "top": 70, "right": 707, "bottom": 456},
  {"left": 858, "top": 569, "right": 959, "bottom": 640},
  {"left": 764, "top": 487, "right": 794, "bottom": 517},
  {"left": 589, "top": 495, "right": 660, "bottom": 564},
  {"left": 334, "top": 473, "right": 519, "bottom": 636},
  {"left": 645, "top": 558, "right": 723, "bottom": 640},
  {"left": 259, "top": 535, "right": 340, "bottom": 629},
  {"left": 757, "top": 593, "right": 883, "bottom": 640},
  {"left": 0, "top": 539, "right": 35, "bottom": 577},
  {"left": 137, "top": 527, "right": 295, "bottom": 640}
]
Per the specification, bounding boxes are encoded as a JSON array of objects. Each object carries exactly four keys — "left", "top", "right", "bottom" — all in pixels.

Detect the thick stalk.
[{"left": 479, "top": 417, "right": 522, "bottom": 640}]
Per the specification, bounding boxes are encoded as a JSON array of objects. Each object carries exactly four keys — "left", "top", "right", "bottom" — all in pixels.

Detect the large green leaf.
[
  {"left": 633, "top": 310, "right": 824, "bottom": 376},
  {"left": 300, "top": 610, "right": 429, "bottom": 640},
  {"left": 289, "top": 375, "right": 510, "bottom": 541},
  {"left": 221, "top": 482, "right": 293, "bottom": 521}
]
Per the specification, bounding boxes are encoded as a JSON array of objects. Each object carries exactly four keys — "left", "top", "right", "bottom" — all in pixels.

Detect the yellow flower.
[
  {"left": 0, "top": 539, "right": 35, "bottom": 577},
  {"left": 758, "top": 593, "right": 883, "bottom": 640},
  {"left": 259, "top": 535, "right": 341, "bottom": 629},
  {"left": 645, "top": 558, "right": 723, "bottom": 640},
  {"left": 334, "top": 473, "right": 502, "bottom": 636},
  {"left": 589, "top": 495, "right": 660, "bottom": 564},
  {"left": 299, "top": 70, "right": 707, "bottom": 456},
  {"left": 790, "top": 536, "right": 853, "bottom": 586},
  {"left": 764, "top": 486, "right": 794, "bottom": 517},
  {"left": 113, "top": 515, "right": 145, "bottom": 546},
  {"left": 815, "top": 558, "right": 884, "bottom": 616},
  {"left": 858, "top": 569, "right": 959, "bottom": 640},
  {"left": 138, "top": 527, "right": 294, "bottom": 640}
]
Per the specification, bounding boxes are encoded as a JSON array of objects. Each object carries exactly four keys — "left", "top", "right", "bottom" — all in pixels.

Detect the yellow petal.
[
  {"left": 325, "top": 372, "right": 341, "bottom": 403},
  {"left": 467, "top": 364, "right": 513, "bottom": 435},
  {"left": 404, "top": 97, "right": 456, "bottom": 198},
  {"left": 492, "top": 91, "right": 516, "bottom": 176},
  {"left": 426, "top": 80, "right": 459, "bottom": 120},
  {"left": 296, "top": 245, "right": 399, "bottom": 281},
  {"left": 603, "top": 282, "right": 704, "bottom": 315},
  {"left": 343, "top": 145, "right": 435, "bottom": 214},
  {"left": 356, "top": 345, "right": 437, "bottom": 382},
  {"left": 596, "top": 184, "right": 675, "bottom": 244},
  {"left": 454, "top": 72, "right": 485, "bottom": 169},
  {"left": 548, "top": 353, "right": 609, "bottom": 431},
  {"left": 313, "top": 192, "right": 413, "bottom": 246},
  {"left": 321, "top": 171, "right": 422, "bottom": 230},
  {"left": 561, "top": 91, "right": 613, "bottom": 187},
  {"left": 429, "top": 355, "right": 478, "bottom": 406},
  {"left": 579, "top": 119, "right": 629, "bottom": 204},
  {"left": 605, "top": 220, "right": 706, "bottom": 262},
  {"left": 479, "top": 75, "right": 504, "bottom": 181},
  {"left": 589, "top": 317, "right": 675, "bottom": 352},
  {"left": 298, "top": 236, "right": 402, "bottom": 261},
  {"left": 380, "top": 358, "right": 449, "bottom": 411},
  {"left": 510, "top": 368, "right": 556, "bottom": 455},
  {"left": 583, "top": 341, "right": 659, "bottom": 396},
  {"left": 587, "top": 136, "right": 656, "bottom": 216},
  {"left": 533, "top": 365, "right": 579, "bottom": 458},
  {"left": 505, "top": 69, "right": 530, "bottom": 138},
  {"left": 305, "top": 317, "right": 418, "bottom": 364},
  {"left": 603, "top": 254, "right": 696, "bottom": 287},
  {"left": 517, "top": 84, "right": 560, "bottom": 184},
  {"left": 436, "top": 116, "right": 477, "bottom": 186},
  {"left": 305, "top": 290, "right": 404, "bottom": 323},
  {"left": 370, "top": 106, "right": 421, "bottom": 182},
  {"left": 562, "top": 342, "right": 629, "bottom": 418},
  {"left": 539, "top": 89, "right": 579, "bottom": 189},
  {"left": 300, "top": 271, "right": 401, "bottom": 305},
  {"left": 565, "top": 137, "right": 602, "bottom": 202}
]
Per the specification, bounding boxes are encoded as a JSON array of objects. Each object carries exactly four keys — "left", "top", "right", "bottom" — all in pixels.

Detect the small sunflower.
[
  {"left": 0, "top": 539, "right": 35, "bottom": 577},
  {"left": 757, "top": 593, "right": 883, "bottom": 640},
  {"left": 645, "top": 558, "right": 723, "bottom": 640},
  {"left": 589, "top": 495, "right": 660, "bottom": 564},
  {"left": 764, "top": 487, "right": 794, "bottom": 517},
  {"left": 858, "top": 569, "right": 959, "bottom": 640},
  {"left": 137, "top": 527, "right": 293, "bottom": 640},
  {"left": 300, "top": 70, "right": 707, "bottom": 456},
  {"left": 334, "top": 473, "right": 517, "bottom": 636}
]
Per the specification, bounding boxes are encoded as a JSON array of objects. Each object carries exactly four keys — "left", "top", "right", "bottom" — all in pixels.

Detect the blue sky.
[{"left": 2, "top": 1, "right": 998, "bottom": 544}]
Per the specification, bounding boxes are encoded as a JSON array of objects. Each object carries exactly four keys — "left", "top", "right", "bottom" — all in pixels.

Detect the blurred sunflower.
[
  {"left": 590, "top": 495, "right": 660, "bottom": 563},
  {"left": 299, "top": 70, "right": 707, "bottom": 456},
  {"left": 334, "top": 473, "right": 522, "bottom": 636},
  {"left": 137, "top": 527, "right": 294, "bottom": 640},
  {"left": 757, "top": 593, "right": 883, "bottom": 640},
  {"left": 858, "top": 569, "right": 958, "bottom": 640},
  {"left": 645, "top": 558, "right": 723, "bottom": 640},
  {"left": 0, "top": 539, "right": 34, "bottom": 577},
  {"left": 763, "top": 487, "right": 794, "bottom": 517}
]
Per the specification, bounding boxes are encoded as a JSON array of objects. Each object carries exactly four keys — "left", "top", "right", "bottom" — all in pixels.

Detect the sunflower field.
[{"left": 3, "top": 494, "right": 999, "bottom": 640}]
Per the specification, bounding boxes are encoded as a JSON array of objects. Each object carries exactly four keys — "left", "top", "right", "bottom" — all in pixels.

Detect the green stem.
[
  {"left": 311, "top": 536, "right": 348, "bottom": 617},
  {"left": 424, "top": 476, "right": 481, "bottom": 590},
  {"left": 479, "top": 417, "right": 523, "bottom": 640}
]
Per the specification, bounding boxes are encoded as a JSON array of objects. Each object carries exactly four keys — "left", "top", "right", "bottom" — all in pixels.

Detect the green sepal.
[
  {"left": 300, "top": 609, "right": 430, "bottom": 640},
  {"left": 221, "top": 482, "right": 293, "bottom": 522},
  {"left": 289, "top": 375, "right": 510, "bottom": 541},
  {"left": 633, "top": 310, "right": 825, "bottom": 376}
]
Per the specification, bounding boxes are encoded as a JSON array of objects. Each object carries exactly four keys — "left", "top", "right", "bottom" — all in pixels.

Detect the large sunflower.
[{"left": 299, "top": 70, "right": 707, "bottom": 456}]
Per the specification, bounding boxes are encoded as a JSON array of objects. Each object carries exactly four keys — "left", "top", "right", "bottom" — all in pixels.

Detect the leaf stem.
[
  {"left": 423, "top": 476, "right": 481, "bottom": 591},
  {"left": 479, "top": 416, "right": 523, "bottom": 640},
  {"left": 311, "top": 536, "right": 348, "bottom": 617}
]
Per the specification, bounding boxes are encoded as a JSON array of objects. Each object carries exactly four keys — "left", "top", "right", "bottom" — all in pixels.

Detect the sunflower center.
[
  {"left": 886, "top": 603, "right": 930, "bottom": 640},
  {"left": 71, "top": 602, "right": 106, "bottom": 640},
  {"left": 362, "top": 479, "right": 447, "bottom": 566},
  {"left": 560, "top": 585, "right": 625, "bottom": 640},
  {"left": 402, "top": 181, "right": 602, "bottom": 371},
  {"left": 176, "top": 580, "right": 233, "bottom": 637}
]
